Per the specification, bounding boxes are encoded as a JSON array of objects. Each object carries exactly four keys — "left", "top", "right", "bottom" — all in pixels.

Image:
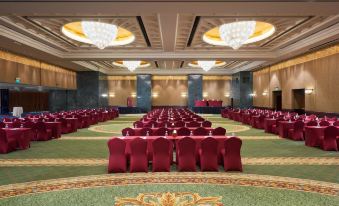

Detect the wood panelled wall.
[
  {"left": 152, "top": 76, "right": 188, "bottom": 106},
  {"left": 253, "top": 44, "right": 339, "bottom": 113},
  {"left": 9, "top": 91, "right": 49, "bottom": 112},
  {"left": 107, "top": 76, "right": 137, "bottom": 106},
  {"left": 202, "top": 76, "right": 231, "bottom": 106},
  {"left": 0, "top": 50, "right": 77, "bottom": 89}
]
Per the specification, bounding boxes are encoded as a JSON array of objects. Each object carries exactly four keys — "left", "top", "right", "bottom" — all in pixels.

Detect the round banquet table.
[
  {"left": 2, "top": 128, "right": 33, "bottom": 149},
  {"left": 45, "top": 122, "right": 62, "bottom": 138},
  {"left": 304, "top": 126, "right": 326, "bottom": 147}
]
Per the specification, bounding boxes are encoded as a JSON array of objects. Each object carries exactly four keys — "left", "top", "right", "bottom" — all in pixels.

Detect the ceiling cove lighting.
[
  {"left": 203, "top": 21, "right": 275, "bottom": 49},
  {"left": 113, "top": 60, "right": 151, "bottom": 72},
  {"left": 61, "top": 21, "right": 135, "bottom": 48},
  {"left": 197, "top": 60, "right": 216, "bottom": 72}
]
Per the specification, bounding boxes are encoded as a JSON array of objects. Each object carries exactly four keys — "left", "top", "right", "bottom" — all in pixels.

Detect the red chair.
[
  {"left": 0, "top": 122, "right": 6, "bottom": 128},
  {"left": 196, "top": 117, "right": 205, "bottom": 122},
  {"left": 139, "top": 128, "right": 153, "bottom": 136},
  {"left": 201, "top": 121, "right": 212, "bottom": 127},
  {"left": 0, "top": 129, "right": 17, "bottom": 153},
  {"left": 333, "top": 121, "right": 339, "bottom": 126},
  {"left": 122, "top": 127, "right": 135, "bottom": 136},
  {"left": 154, "top": 127, "right": 171, "bottom": 136},
  {"left": 319, "top": 121, "right": 330, "bottom": 126},
  {"left": 321, "top": 126, "right": 338, "bottom": 151},
  {"left": 59, "top": 118, "right": 72, "bottom": 134},
  {"left": 177, "top": 137, "right": 196, "bottom": 171},
  {"left": 152, "top": 137, "right": 172, "bottom": 172},
  {"left": 212, "top": 127, "right": 226, "bottom": 136},
  {"left": 174, "top": 121, "right": 185, "bottom": 127},
  {"left": 186, "top": 121, "right": 200, "bottom": 127},
  {"left": 306, "top": 121, "right": 318, "bottom": 126},
  {"left": 193, "top": 127, "right": 208, "bottom": 136},
  {"left": 288, "top": 121, "right": 304, "bottom": 141},
  {"left": 107, "top": 138, "right": 127, "bottom": 173},
  {"left": 177, "top": 127, "right": 191, "bottom": 136},
  {"left": 35, "top": 122, "right": 53, "bottom": 141},
  {"left": 133, "top": 121, "right": 143, "bottom": 128},
  {"left": 222, "top": 137, "right": 243, "bottom": 172},
  {"left": 129, "top": 138, "right": 148, "bottom": 172},
  {"left": 199, "top": 137, "right": 218, "bottom": 171},
  {"left": 12, "top": 121, "right": 22, "bottom": 128}
]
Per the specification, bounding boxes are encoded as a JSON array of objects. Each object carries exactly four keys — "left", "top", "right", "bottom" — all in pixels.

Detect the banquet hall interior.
[{"left": 0, "top": 1, "right": 338, "bottom": 205}]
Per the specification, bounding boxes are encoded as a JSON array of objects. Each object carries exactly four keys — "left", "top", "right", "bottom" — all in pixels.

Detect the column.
[
  {"left": 231, "top": 71, "right": 253, "bottom": 108},
  {"left": 188, "top": 74, "right": 203, "bottom": 109},
  {"left": 136, "top": 74, "right": 152, "bottom": 112}
]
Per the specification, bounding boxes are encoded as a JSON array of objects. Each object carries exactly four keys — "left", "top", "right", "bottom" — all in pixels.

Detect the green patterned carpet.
[{"left": 0, "top": 114, "right": 338, "bottom": 205}]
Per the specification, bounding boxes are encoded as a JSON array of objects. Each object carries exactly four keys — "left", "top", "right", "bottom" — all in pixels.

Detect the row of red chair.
[
  {"left": 108, "top": 136, "right": 242, "bottom": 173},
  {"left": 122, "top": 127, "right": 226, "bottom": 136},
  {"left": 133, "top": 120, "right": 212, "bottom": 128}
]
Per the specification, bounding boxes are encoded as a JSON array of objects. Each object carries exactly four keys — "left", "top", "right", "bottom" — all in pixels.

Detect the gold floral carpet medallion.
[{"left": 115, "top": 192, "right": 222, "bottom": 206}]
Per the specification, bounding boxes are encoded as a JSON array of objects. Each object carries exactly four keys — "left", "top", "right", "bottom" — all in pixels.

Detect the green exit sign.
[{"left": 15, "top": 77, "right": 21, "bottom": 83}]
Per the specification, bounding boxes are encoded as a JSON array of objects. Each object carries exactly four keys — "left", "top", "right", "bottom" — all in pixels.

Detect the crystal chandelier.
[
  {"left": 197, "top": 60, "right": 216, "bottom": 72},
  {"left": 219, "top": 21, "right": 256, "bottom": 50},
  {"left": 81, "top": 21, "right": 118, "bottom": 49},
  {"left": 123, "top": 61, "right": 141, "bottom": 72}
]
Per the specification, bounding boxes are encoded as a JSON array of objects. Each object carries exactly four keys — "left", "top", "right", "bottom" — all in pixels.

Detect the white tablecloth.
[{"left": 13, "top": 107, "right": 23, "bottom": 117}]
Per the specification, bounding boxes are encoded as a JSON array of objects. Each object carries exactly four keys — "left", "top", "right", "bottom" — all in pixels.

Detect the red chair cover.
[
  {"left": 193, "top": 127, "right": 208, "bottom": 136},
  {"left": 177, "top": 127, "right": 191, "bottom": 136},
  {"left": 199, "top": 137, "right": 218, "bottom": 171},
  {"left": 186, "top": 121, "right": 200, "bottom": 127},
  {"left": 129, "top": 138, "right": 148, "bottom": 172},
  {"left": 334, "top": 121, "right": 339, "bottom": 126},
  {"left": 202, "top": 121, "right": 212, "bottom": 127},
  {"left": 321, "top": 126, "right": 338, "bottom": 151},
  {"left": 35, "top": 122, "right": 53, "bottom": 141},
  {"left": 154, "top": 127, "right": 171, "bottom": 136},
  {"left": 152, "top": 137, "right": 172, "bottom": 172},
  {"left": 319, "top": 121, "right": 330, "bottom": 126},
  {"left": 288, "top": 121, "right": 304, "bottom": 141},
  {"left": 133, "top": 121, "right": 143, "bottom": 128},
  {"left": 107, "top": 138, "right": 127, "bottom": 173},
  {"left": 122, "top": 127, "right": 135, "bottom": 136},
  {"left": 177, "top": 137, "right": 196, "bottom": 171},
  {"left": 222, "top": 137, "right": 243, "bottom": 172},
  {"left": 174, "top": 121, "right": 185, "bottom": 127},
  {"left": 212, "top": 127, "right": 226, "bottom": 136},
  {"left": 0, "top": 122, "right": 5, "bottom": 128},
  {"left": 139, "top": 128, "right": 153, "bottom": 136},
  {"left": 306, "top": 121, "right": 318, "bottom": 126}
]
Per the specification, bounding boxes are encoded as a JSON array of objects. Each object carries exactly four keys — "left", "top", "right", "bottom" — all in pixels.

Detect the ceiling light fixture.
[
  {"left": 197, "top": 60, "right": 216, "bottom": 72},
  {"left": 122, "top": 60, "right": 141, "bottom": 72},
  {"left": 81, "top": 21, "right": 118, "bottom": 49},
  {"left": 219, "top": 21, "right": 256, "bottom": 50}
]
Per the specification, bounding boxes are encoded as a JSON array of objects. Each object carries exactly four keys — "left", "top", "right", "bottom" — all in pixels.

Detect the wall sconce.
[
  {"left": 203, "top": 92, "right": 208, "bottom": 98},
  {"left": 131, "top": 92, "right": 136, "bottom": 98},
  {"left": 249, "top": 93, "right": 256, "bottom": 97},
  {"left": 152, "top": 93, "right": 159, "bottom": 98},
  {"left": 274, "top": 87, "right": 279, "bottom": 91},
  {"left": 109, "top": 93, "right": 115, "bottom": 97},
  {"left": 262, "top": 91, "right": 268, "bottom": 96},
  {"left": 101, "top": 94, "right": 108, "bottom": 97},
  {"left": 305, "top": 89, "right": 314, "bottom": 95},
  {"left": 224, "top": 93, "right": 230, "bottom": 98},
  {"left": 181, "top": 92, "right": 187, "bottom": 98}
]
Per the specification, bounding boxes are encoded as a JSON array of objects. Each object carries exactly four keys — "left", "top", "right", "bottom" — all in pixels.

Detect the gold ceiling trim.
[
  {"left": 0, "top": 50, "right": 40, "bottom": 68},
  {"left": 259, "top": 44, "right": 339, "bottom": 73},
  {"left": 152, "top": 76, "right": 188, "bottom": 80},
  {"left": 203, "top": 76, "right": 231, "bottom": 80},
  {"left": 105, "top": 76, "right": 137, "bottom": 81},
  {"left": 0, "top": 50, "right": 75, "bottom": 75}
]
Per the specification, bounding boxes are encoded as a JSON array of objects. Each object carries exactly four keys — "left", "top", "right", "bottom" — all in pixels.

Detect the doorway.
[
  {"left": 272, "top": 91, "right": 282, "bottom": 111},
  {"left": 292, "top": 89, "right": 305, "bottom": 114}
]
